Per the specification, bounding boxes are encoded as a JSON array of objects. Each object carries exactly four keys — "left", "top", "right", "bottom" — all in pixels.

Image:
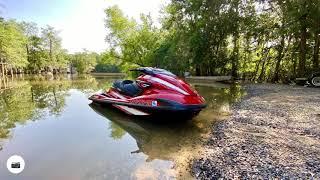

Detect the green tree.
[
  {"left": 41, "top": 25, "right": 66, "bottom": 72},
  {"left": 104, "top": 6, "right": 164, "bottom": 71},
  {"left": 72, "top": 50, "right": 97, "bottom": 73},
  {"left": 0, "top": 19, "right": 28, "bottom": 68},
  {"left": 95, "top": 51, "right": 121, "bottom": 73}
]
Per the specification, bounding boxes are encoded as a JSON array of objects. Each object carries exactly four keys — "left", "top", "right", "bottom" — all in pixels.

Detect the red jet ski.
[{"left": 89, "top": 67, "right": 206, "bottom": 117}]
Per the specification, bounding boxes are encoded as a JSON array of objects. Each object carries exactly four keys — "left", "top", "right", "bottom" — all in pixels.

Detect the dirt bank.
[{"left": 192, "top": 84, "right": 320, "bottom": 179}]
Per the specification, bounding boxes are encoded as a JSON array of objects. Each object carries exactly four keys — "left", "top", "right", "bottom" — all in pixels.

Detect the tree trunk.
[
  {"left": 26, "top": 44, "right": 29, "bottom": 63},
  {"left": 231, "top": 32, "right": 239, "bottom": 79},
  {"left": 273, "top": 35, "right": 285, "bottom": 82},
  {"left": 258, "top": 60, "right": 266, "bottom": 82},
  {"left": 242, "top": 34, "right": 251, "bottom": 80},
  {"left": 49, "top": 38, "right": 53, "bottom": 62},
  {"left": 298, "top": 15, "right": 307, "bottom": 77},
  {"left": 195, "top": 65, "right": 200, "bottom": 76},
  {"left": 252, "top": 36, "right": 266, "bottom": 81},
  {"left": 258, "top": 48, "right": 271, "bottom": 82},
  {"left": 313, "top": 32, "right": 320, "bottom": 70},
  {"left": 252, "top": 58, "right": 262, "bottom": 81},
  {"left": 231, "top": 1, "right": 240, "bottom": 79}
]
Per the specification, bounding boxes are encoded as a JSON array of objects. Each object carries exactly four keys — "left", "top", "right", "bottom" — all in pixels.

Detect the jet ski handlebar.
[
  {"left": 130, "top": 67, "right": 177, "bottom": 77},
  {"left": 129, "top": 67, "right": 155, "bottom": 75}
]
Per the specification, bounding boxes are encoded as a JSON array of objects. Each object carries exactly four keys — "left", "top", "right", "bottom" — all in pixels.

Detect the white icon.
[{"left": 7, "top": 155, "right": 25, "bottom": 174}]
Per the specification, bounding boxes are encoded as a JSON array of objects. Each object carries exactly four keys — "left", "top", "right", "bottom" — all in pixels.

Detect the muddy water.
[{"left": 0, "top": 75, "right": 243, "bottom": 180}]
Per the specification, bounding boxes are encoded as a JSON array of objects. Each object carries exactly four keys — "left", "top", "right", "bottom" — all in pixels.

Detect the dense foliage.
[
  {"left": 0, "top": 18, "right": 99, "bottom": 74},
  {"left": 104, "top": 0, "right": 320, "bottom": 81},
  {"left": 1, "top": 0, "right": 319, "bottom": 80},
  {"left": 71, "top": 50, "right": 97, "bottom": 73},
  {"left": 0, "top": 19, "right": 69, "bottom": 73}
]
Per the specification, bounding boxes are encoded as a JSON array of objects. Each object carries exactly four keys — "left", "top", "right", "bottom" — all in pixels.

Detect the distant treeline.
[
  {"left": 102, "top": 0, "right": 320, "bottom": 81},
  {"left": 0, "top": 18, "right": 118, "bottom": 74}
]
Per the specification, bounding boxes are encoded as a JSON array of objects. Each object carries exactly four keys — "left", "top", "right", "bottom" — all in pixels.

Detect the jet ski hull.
[{"left": 89, "top": 93, "right": 205, "bottom": 117}]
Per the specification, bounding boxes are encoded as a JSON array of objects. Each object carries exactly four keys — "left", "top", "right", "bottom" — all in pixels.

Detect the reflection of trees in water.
[
  {"left": 0, "top": 85, "right": 39, "bottom": 138},
  {"left": 195, "top": 84, "right": 244, "bottom": 112},
  {"left": 228, "top": 84, "right": 244, "bottom": 103},
  {"left": 0, "top": 75, "right": 109, "bottom": 139},
  {"left": 108, "top": 122, "right": 126, "bottom": 140},
  {"left": 30, "top": 82, "right": 69, "bottom": 116}
]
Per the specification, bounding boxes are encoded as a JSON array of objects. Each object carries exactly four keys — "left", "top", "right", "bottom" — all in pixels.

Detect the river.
[{"left": 0, "top": 74, "right": 243, "bottom": 180}]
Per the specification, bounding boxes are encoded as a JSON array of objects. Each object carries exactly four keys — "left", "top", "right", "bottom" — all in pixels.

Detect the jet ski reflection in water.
[
  {"left": 89, "top": 103, "right": 204, "bottom": 162},
  {"left": 89, "top": 67, "right": 206, "bottom": 118}
]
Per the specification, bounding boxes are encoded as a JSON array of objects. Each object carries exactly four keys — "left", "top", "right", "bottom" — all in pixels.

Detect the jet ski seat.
[{"left": 113, "top": 80, "right": 142, "bottom": 97}]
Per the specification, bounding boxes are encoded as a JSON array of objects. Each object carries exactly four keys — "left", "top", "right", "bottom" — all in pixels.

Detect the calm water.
[{"left": 0, "top": 75, "right": 243, "bottom": 180}]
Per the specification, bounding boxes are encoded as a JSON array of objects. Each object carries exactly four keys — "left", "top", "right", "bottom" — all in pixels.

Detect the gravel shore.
[{"left": 192, "top": 84, "right": 320, "bottom": 179}]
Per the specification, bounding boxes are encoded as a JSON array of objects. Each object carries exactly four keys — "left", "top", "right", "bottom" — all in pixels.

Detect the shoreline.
[
  {"left": 191, "top": 84, "right": 320, "bottom": 179},
  {"left": 90, "top": 72, "right": 126, "bottom": 76}
]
